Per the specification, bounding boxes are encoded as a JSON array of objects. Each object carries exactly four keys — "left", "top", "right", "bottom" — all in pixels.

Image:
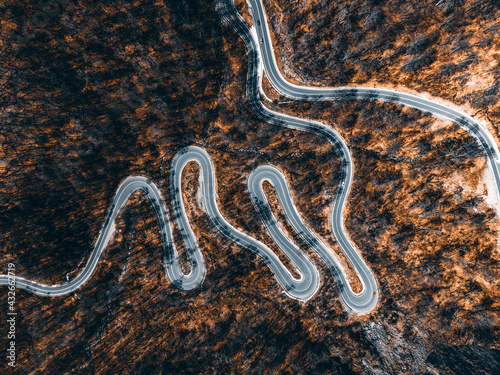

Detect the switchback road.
[{"left": 2, "top": 0, "right": 498, "bottom": 315}]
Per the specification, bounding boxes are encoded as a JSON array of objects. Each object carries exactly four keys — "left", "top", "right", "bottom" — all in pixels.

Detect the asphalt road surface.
[
  {"left": 0, "top": 147, "right": 321, "bottom": 301},
  {"left": 218, "top": 0, "right": 379, "bottom": 313},
  {"left": 2, "top": 0, "right": 498, "bottom": 315},
  {"left": 247, "top": 0, "right": 500, "bottom": 203},
  {"left": 219, "top": 0, "right": 500, "bottom": 313}
]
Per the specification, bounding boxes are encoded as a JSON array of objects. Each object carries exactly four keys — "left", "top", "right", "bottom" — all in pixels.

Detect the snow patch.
[
  {"left": 248, "top": 25, "right": 274, "bottom": 103},
  {"left": 102, "top": 220, "right": 117, "bottom": 248},
  {"left": 197, "top": 169, "right": 205, "bottom": 212},
  {"left": 482, "top": 163, "right": 500, "bottom": 216}
]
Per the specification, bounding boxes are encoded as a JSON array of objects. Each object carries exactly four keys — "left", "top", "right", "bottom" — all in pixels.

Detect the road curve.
[
  {"left": 2, "top": 0, "right": 493, "bottom": 315},
  {"left": 247, "top": 0, "right": 500, "bottom": 204},
  {"left": 249, "top": 165, "right": 377, "bottom": 312},
  {"left": 217, "top": 0, "right": 379, "bottom": 313},
  {"left": 218, "top": 0, "right": 500, "bottom": 313},
  {"left": 0, "top": 0, "right": 381, "bottom": 315},
  {"left": 0, "top": 146, "right": 321, "bottom": 301}
]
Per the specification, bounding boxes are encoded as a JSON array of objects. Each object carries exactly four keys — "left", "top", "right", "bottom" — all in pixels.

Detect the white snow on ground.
[
  {"left": 105, "top": 221, "right": 117, "bottom": 246},
  {"left": 197, "top": 167, "right": 205, "bottom": 212},
  {"left": 482, "top": 163, "right": 500, "bottom": 216},
  {"left": 248, "top": 25, "right": 274, "bottom": 103}
]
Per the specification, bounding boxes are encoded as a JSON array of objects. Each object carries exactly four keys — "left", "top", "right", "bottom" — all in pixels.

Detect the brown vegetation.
[
  {"left": 0, "top": 0, "right": 499, "bottom": 373},
  {"left": 261, "top": 0, "right": 500, "bottom": 147}
]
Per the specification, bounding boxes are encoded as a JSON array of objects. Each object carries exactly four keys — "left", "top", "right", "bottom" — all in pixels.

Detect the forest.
[{"left": 0, "top": 0, "right": 498, "bottom": 373}]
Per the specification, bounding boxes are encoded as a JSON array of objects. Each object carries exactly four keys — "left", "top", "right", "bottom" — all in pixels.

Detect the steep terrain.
[{"left": 0, "top": 0, "right": 499, "bottom": 373}]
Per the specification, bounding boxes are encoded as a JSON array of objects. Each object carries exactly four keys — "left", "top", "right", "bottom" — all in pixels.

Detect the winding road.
[{"left": 1, "top": 0, "right": 499, "bottom": 315}]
